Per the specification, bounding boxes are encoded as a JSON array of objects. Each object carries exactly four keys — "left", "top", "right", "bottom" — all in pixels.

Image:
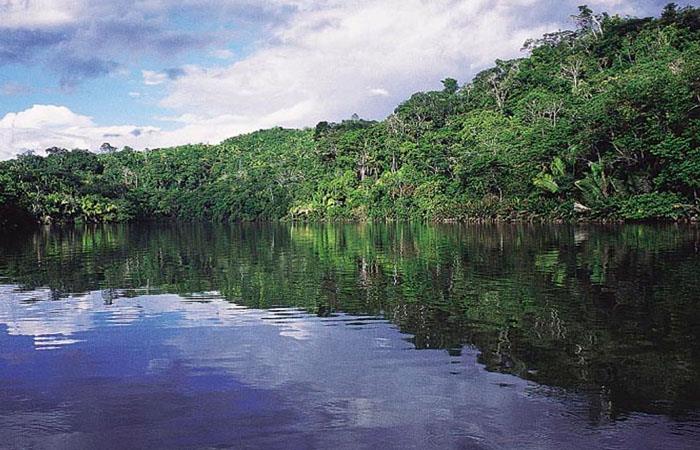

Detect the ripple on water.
[{"left": 0, "top": 223, "right": 698, "bottom": 449}]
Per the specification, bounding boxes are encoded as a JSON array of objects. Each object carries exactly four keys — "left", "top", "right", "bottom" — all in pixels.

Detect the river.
[{"left": 0, "top": 223, "right": 698, "bottom": 449}]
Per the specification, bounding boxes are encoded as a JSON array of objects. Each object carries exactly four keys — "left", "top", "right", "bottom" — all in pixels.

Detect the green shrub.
[{"left": 618, "top": 192, "right": 685, "bottom": 220}]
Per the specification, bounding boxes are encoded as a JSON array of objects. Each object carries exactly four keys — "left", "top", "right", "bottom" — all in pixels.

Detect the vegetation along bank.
[{"left": 1, "top": 5, "right": 699, "bottom": 229}]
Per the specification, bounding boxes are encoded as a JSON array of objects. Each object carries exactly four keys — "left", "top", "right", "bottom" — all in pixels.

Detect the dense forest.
[{"left": 1, "top": 4, "right": 699, "bottom": 228}]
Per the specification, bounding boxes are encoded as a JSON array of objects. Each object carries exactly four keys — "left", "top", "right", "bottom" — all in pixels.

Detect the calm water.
[{"left": 0, "top": 223, "right": 699, "bottom": 449}]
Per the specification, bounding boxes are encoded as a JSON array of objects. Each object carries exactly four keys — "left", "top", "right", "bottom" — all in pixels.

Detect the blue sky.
[{"left": 0, "top": 0, "right": 688, "bottom": 159}]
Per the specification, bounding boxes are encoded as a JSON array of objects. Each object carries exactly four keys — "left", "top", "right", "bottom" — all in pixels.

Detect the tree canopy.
[{"left": 1, "top": 4, "right": 699, "bottom": 228}]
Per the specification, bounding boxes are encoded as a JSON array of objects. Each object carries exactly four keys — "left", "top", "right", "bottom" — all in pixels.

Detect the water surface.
[{"left": 0, "top": 223, "right": 699, "bottom": 449}]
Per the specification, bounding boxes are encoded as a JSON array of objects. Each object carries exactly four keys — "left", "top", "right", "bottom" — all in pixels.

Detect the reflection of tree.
[
  {"left": 0, "top": 222, "right": 699, "bottom": 420},
  {"left": 102, "top": 288, "right": 117, "bottom": 305}
]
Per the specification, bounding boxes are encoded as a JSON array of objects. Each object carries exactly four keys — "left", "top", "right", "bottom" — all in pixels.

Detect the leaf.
[{"left": 533, "top": 172, "right": 559, "bottom": 193}]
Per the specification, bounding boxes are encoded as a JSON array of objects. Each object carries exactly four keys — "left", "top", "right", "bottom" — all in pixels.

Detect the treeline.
[{"left": 1, "top": 4, "right": 699, "bottom": 228}]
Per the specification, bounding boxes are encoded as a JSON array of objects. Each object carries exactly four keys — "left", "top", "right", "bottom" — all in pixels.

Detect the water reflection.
[{"left": 0, "top": 223, "right": 699, "bottom": 448}]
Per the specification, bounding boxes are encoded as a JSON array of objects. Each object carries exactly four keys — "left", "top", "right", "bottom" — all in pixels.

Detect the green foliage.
[
  {"left": 533, "top": 157, "right": 566, "bottom": 194},
  {"left": 575, "top": 161, "right": 612, "bottom": 207},
  {"left": 534, "top": 172, "right": 559, "bottom": 193},
  {"left": 618, "top": 192, "right": 686, "bottom": 220},
  {"left": 1, "top": 5, "right": 699, "bottom": 225}
]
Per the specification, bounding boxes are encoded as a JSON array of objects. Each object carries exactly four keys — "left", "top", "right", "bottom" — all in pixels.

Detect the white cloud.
[
  {"left": 142, "top": 70, "right": 169, "bottom": 86},
  {"left": 0, "top": 104, "right": 249, "bottom": 159},
  {"left": 0, "top": 0, "right": 86, "bottom": 28},
  {"left": 211, "top": 48, "right": 235, "bottom": 59},
  {"left": 0, "top": 0, "right": 664, "bottom": 159},
  {"left": 159, "top": 0, "right": 555, "bottom": 133},
  {"left": 1, "top": 82, "right": 31, "bottom": 95},
  {"left": 369, "top": 88, "right": 390, "bottom": 97},
  {"left": 0, "top": 105, "right": 161, "bottom": 159},
  {"left": 0, "top": 105, "right": 93, "bottom": 129}
]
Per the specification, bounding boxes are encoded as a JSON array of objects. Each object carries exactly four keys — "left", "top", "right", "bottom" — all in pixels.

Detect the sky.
[{"left": 0, "top": 0, "right": 690, "bottom": 160}]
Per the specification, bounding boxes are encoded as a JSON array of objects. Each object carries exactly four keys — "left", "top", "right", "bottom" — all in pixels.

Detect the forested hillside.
[{"left": 1, "top": 4, "right": 699, "bottom": 228}]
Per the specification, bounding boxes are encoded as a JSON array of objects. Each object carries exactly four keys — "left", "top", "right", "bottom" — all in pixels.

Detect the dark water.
[{"left": 0, "top": 223, "right": 699, "bottom": 449}]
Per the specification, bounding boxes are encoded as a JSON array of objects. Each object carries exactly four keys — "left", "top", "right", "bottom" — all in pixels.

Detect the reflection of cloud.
[
  {"left": 0, "top": 283, "right": 687, "bottom": 448},
  {"left": 34, "top": 336, "right": 84, "bottom": 351},
  {"left": 0, "top": 287, "right": 137, "bottom": 350},
  {"left": 0, "top": 410, "right": 74, "bottom": 448},
  {"left": 0, "top": 286, "right": 320, "bottom": 350},
  {"left": 0, "top": 284, "right": 510, "bottom": 445}
]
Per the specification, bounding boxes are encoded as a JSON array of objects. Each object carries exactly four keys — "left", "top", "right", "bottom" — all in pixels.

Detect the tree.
[
  {"left": 560, "top": 55, "right": 586, "bottom": 93},
  {"left": 100, "top": 142, "right": 117, "bottom": 153},
  {"left": 476, "top": 59, "right": 521, "bottom": 112},
  {"left": 572, "top": 5, "right": 606, "bottom": 37},
  {"left": 442, "top": 78, "right": 459, "bottom": 94},
  {"left": 1, "top": 5, "right": 698, "bottom": 225}
]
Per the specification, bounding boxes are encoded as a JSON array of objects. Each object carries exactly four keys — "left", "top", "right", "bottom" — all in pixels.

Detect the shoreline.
[{"left": 3, "top": 216, "right": 699, "bottom": 233}]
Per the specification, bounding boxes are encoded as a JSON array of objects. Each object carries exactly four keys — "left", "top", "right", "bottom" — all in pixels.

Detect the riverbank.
[{"left": 1, "top": 6, "right": 698, "bottom": 229}]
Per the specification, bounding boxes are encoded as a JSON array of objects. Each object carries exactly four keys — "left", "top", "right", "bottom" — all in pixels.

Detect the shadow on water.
[{"left": 0, "top": 222, "right": 699, "bottom": 424}]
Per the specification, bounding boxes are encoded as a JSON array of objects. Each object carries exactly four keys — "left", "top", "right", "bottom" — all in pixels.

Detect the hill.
[{"left": 1, "top": 4, "right": 699, "bottom": 227}]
